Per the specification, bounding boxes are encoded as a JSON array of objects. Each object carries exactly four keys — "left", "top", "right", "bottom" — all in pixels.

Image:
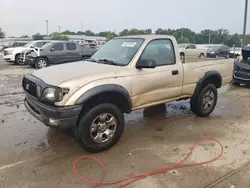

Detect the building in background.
[
  {"left": 65, "top": 35, "right": 107, "bottom": 48},
  {"left": 0, "top": 37, "right": 33, "bottom": 51}
]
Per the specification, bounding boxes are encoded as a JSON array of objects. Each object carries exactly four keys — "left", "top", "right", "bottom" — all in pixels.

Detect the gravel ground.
[{"left": 0, "top": 56, "right": 250, "bottom": 188}]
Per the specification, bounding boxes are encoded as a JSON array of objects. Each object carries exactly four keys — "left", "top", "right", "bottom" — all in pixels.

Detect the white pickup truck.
[
  {"left": 3, "top": 40, "right": 50, "bottom": 65},
  {"left": 22, "top": 35, "right": 233, "bottom": 152},
  {"left": 178, "top": 43, "right": 207, "bottom": 61}
]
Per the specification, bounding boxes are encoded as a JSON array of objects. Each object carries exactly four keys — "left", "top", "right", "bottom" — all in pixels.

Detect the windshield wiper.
[
  {"left": 85, "top": 58, "right": 98, "bottom": 62},
  {"left": 98, "top": 59, "right": 120, "bottom": 66}
]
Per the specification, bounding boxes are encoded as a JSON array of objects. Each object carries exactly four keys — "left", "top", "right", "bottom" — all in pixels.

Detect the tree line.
[
  {"left": 1, "top": 27, "right": 250, "bottom": 47},
  {"left": 59, "top": 28, "right": 250, "bottom": 47}
]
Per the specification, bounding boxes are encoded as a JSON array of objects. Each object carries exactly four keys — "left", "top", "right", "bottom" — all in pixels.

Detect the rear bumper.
[
  {"left": 24, "top": 94, "right": 82, "bottom": 129},
  {"left": 230, "top": 53, "right": 240, "bottom": 58},
  {"left": 21, "top": 56, "right": 36, "bottom": 65}
]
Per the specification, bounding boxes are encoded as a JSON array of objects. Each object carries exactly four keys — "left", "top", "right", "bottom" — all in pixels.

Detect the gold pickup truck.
[{"left": 22, "top": 35, "right": 233, "bottom": 152}]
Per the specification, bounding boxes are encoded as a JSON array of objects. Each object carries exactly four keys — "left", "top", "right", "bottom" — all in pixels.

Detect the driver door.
[
  {"left": 47, "top": 42, "right": 66, "bottom": 64},
  {"left": 131, "top": 39, "right": 183, "bottom": 109}
]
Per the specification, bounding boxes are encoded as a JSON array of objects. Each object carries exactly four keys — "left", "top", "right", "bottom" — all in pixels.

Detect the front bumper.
[
  {"left": 21, "top": 56, "right": 36, "bottom": 65},
  {"left": 233, "top": 71, "right": 250, "bottom": 84},
  {"left": 3, "top": 54, "right": 15, "bottom": 62},
  {"left": 24, "top": 94, "right": 82, "bottom": 129},
  {"left": 206, "top": 53, "right": 216, "bottom": 58}
]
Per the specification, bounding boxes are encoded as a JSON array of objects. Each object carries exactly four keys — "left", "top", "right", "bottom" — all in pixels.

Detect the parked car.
[
  {"left": 232, "top": 46, "right": 250, "bottom": 85},
  {"left": 21, "top": 41, "right": 97, "bottom": 69},
  {"left": 22, "top": 35, "right": 233, "bottom": 152},
  {"left": 3, "top": 40, "right": 50, "bottom": 65},
  {"left": 178, "top": 43, "right": 207, "bottom": 62},
  {"left": 206, "top": 45, "right": 230, "bottom": 59},
  {"left": 229, "top": 47, "right": 241, "bottom": 58}
]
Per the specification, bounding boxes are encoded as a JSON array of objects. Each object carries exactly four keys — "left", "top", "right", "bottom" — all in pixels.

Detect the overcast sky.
[{"left": 0, "top": 0, "right": 249, "bottom": 36}]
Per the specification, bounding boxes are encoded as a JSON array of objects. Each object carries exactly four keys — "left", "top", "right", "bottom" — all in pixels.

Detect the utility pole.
[
  {"left": 242, "top": 0, "right": 248, "bottom": 47},
  {"left": 208, "top": 31, "right": 211, "bottom": 44},
  {"left": 46, "top": 20, "right": 49, "bottom": 36},
  {"left": 81, "top": 20, "right": 83, "bottom": 33},
  {"left": 58, "top": 26, "right": 61, "bottom": 33}
]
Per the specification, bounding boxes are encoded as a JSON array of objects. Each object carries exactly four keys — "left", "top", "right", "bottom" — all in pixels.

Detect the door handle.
[{"left": 172, "top": 70, "right": 179, "bottom": 75}]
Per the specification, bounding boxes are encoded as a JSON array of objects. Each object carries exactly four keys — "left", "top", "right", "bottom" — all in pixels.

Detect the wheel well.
[
  {"left": 82, "top": 55, "right": 90, "bottom": 59},
  {"left": 193, "top": 72, "right": 222, "bottom": 98},
  {"left": 200, "top": 75, "right": 222, "bottom": 89},
  {"left": 180, "top": 52, "right": 185, "bottom": 56},
  {"left": 78, "top": 91, "right": 131, "bottom": 121},
  {"left": 15, "top": 53, "right": 20, "bottom": 59},
  {"left": 35, "top": 56, "right": 48, "bottom": 62},
  {"left": 199, "top": 53, "right": 204, "bottom": 56}
]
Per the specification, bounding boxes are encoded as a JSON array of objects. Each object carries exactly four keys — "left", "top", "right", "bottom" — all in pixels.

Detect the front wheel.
[
  {"left": 190, "top": 84, "right": 218, "bottom": 117},
  {"left": 15, "top": 54, "right": 24, "bottom": 65},
  {"left": 77, "top": 103, "right": 124, "bottom": 153},
  {"left": 35, "top": 58, "right": 48, "bottom": 69}
]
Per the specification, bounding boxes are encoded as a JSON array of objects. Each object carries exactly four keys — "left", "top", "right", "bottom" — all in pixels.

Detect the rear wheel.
[
  {"left": 35, "top": 58, "right": 48, "bottom": 69},
  {"left": 190, "top": 84, "right": 218, "bottom": 117},
  {"left": 77, "top": 103, "right": 124, "bottom": 153},
  {"left": 225, "top": 53, "right": 230, "bottom": 59},
  {"left": 199, "top": 53, "right": 204, "bottom": 59}
]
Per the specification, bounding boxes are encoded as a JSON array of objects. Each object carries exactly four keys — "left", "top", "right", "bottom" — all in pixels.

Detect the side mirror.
[
  {"left": 50, "top": 48, "right": 54, "bottom": 52},
  {"left": 136, "top": 59, "right": 156, "bottom": 69}
]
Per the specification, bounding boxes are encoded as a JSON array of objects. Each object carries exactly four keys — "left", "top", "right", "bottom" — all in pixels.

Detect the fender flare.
[
  {"left": 193, "top": 70, "right": 222, "bottom": 97},
  {"left": 74, "top": 84, "right": 132, "bottom": 112}
]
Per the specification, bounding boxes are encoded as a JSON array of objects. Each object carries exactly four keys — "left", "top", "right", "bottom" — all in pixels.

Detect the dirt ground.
[{"left": 0, "top": 55, "right": 250, "bottom": 188}]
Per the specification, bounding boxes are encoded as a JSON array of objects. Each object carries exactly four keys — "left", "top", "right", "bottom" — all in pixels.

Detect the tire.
[
  {"left": 215, "top": 54, "right": 219, "bottom": 59},
  {"left": 225, "top": 53, "right": 230, "bottom": 59},
  {"left": 35, "top": 58, "right": 48, "bottom": 69},
  {"left": 77, "top": 103, "right": 125, "bottom": 153},
  {"left": 15, "top": 54, "right": 23, "bottom": 65},
  {"left": 190, "top": 84, "right": 218, "bottom": 117}
]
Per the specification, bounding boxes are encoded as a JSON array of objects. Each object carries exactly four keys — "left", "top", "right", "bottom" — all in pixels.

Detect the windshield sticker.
[{"left": 121, "top": 42, "right": 137, "bottom": 47}]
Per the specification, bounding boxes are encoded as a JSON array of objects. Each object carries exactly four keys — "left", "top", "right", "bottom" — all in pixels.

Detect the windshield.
[
  {"left": 24, "top": 41, "right": 34, "bottom": 47},
  {"left": 178, "top": 44, "right": 187, "bottom": 48},
  {"left": 90, "top": 38, "right": 144, "bottom": 66}
]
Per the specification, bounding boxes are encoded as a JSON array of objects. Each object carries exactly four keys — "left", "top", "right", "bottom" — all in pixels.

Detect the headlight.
[
  {"left": 42, "top": 87, "right": 69, "bottom": 102},
  {"left": 7, "top": 50, "right": 13, "bottom": 55}
]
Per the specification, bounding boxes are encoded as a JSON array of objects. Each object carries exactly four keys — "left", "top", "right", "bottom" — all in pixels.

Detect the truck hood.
[
  {"left": 32, "top": 61, "right": 125, "bottom": 86},
  {"left": 5, "top": 47, "right": 28, "bottom": 53}
]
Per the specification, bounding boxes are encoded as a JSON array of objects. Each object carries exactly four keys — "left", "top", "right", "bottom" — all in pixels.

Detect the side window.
[
  {"left": 190, "top": 44, "right": 196, "bottom": 49},
  {"left": 66, "top": 43, "right": 77, "bottom": 50},
  {"left": 53, "top": 43, "right": 64, "bottom": 51},
  {"left": 185, "top": 45, "right": 191, "bottom": 49},
  {"left": 140, "top": 39, "right": 175, "bottom": 66}
]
